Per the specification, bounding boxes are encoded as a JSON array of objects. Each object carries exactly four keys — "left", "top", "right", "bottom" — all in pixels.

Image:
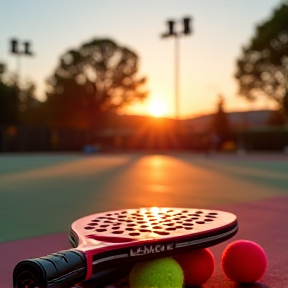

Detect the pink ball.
[
  {"left": 174, "top": 249, "right": 215, "bottom": 286},
  {"left": 222, "top": 240, "right": 268, "bottom": 283}
]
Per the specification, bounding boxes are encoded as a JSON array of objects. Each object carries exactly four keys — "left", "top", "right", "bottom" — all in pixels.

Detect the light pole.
[
  {"left": 161, "top": 17, "right": 192, "bottom": 121},
  {"left": 9, "top": 38, "right": 34, "bottom": 84},
  {"left": 9, "top": 39, "right": 34, "bottom": 113}
]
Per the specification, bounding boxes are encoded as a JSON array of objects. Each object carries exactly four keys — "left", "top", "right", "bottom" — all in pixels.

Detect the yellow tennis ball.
[{"left": 129, "top": 257, "right": 184, "bottom": 288}]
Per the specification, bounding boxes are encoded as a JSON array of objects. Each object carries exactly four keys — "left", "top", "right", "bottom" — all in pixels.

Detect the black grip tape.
[{"left": 13, "top": 250, "right": 86, "bottom": 288}]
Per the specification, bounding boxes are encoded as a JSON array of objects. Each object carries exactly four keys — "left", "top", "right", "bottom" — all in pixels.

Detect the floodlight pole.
[
  {"left": 9, "top": 39, "right": 34, "bottom": 85},
  {"left": 161, "top": 17, "right": 192, "bottom": 122},
  {"left": 174, "top": 34, "right": 180, "bottom": 121}
]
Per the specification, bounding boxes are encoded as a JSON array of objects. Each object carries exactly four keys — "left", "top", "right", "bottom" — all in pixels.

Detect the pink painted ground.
[{"left": 2, "top": 195, "right": 288, "bottom": 288}]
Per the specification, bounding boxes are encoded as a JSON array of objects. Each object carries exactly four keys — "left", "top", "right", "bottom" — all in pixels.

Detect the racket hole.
[
  {"left": 137, "top": 221, "right": 146, "bottom": 224},
  {"left": 103, "top": 220, "right": 113, "bottom": 223},
  {"left": 185, "top": 227, "right": 193, "bottom": 230},
  {"left": 147, "top": 215, "right": 154, "bottom": 218},
  {"left": 183, "top": 223, "right": 194, "bottom": 226},
  {"left": 140, "top": 225, "right": 149, "bottom": 228},
  {"left": 208, "top": 212, "right": 218, "bottom": 215},
  {"left": 98, "top": 217, "right": 106, "bottom": 219},
  {"left": 195, "top": 211, "right": 204, "bottom": 214},
  {"left": 126, "top": 220, "right": 133, "bottom": 223},
  {"left": 121, "top": 211, "right": 127, "bottom": 214},
  {"left": 205, "top": 215, "right": 216, "bottom": 219},
  {"left": 164, "top": 223, "right": 174, "bottom": 226},
  {"left": 125, "top": 228, "right": 135, "bottom": 231},
  {"left": 84, "top": 226, "right": 95, "bottom": 230},
  {"left": 167, "top": 210, "right": 174, "bottom": 213},
  {"left": 182, "top": 210, "right": 188, "bottom": 213},
  {"left": 118, "top": 215, "right": 126, "bottom": 218},
  {"left": 174, "top": 218, "right": 181, "bottom": 220},
  {"left": 129, "top": 232, "right": 140, "bottom": 236},
  {"left": 176, "top": 221, "right": 182, "bottom": 224},
  {"left": 166, "top": 227, "right": 176, "bottom": 231},
  {"left": 191, "top": 217, "right": 199, "bottom": 220},
  {"left": 145, "top": 212, "right": 152, "bottom": 214},
  {"left": 112, "top": 226, "right": 121, "bottom": 230},
  {"left": 91, "top": 219, "right": 100, "bottom": 222},
  {"left": 112, "top": 223, "right": 121, "bottom": 226},
  {"left": 180, "top": 216, "right": 187, "bottom": 218},
  {"left": 185, "top": 219, "right": 192, "bottom": 222},
  {"left": 106, "top": 213, "right": 112, "bottom": 216},
  {"left": 96, "top": 229, "right": 107, "bottom": 232},
  {"left": 196, "top": 221, "right": 205, "bottom": 224},
  {"left": 204, "top": 219, "right": 214, "bottom": 222},
  {"left": 175, "top": 226, "right": 183, "bottom": 229},
  {"left": 112, "top": 231, "right": 124, "bottom": 234},
  {"left": 139, "top": 229, "right": 152, "bottom": 233},
  {"left": 127, "top": 223, "right": 136, "bottom": 227},
  {"left": 100, "top": 225, "right": 109, "bottom": 228},
  {"left": 153, "top": 231, "right": 170, "bottom": 236},
  {"left": 87, "top": 223, "right": 98, "bottom": 226},
  {"left": 153, "top": 226, "right": 163, "bottom": 229}
]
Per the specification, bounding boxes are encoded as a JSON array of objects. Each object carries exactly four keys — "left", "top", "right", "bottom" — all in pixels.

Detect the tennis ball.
[
  {"left": 129, "top": 257, "right": 184, "bottom": 288},
  {"left": 174, "top": 248, "right": 215, "bottom": 286},
  {"left": 221, "top": 240, "right": 268, "bottom": 283}
]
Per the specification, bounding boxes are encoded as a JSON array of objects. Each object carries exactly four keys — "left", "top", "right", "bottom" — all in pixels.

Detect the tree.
[
  {"left": 46, "top": 38, "right": 148, "bottom": 129},
  {"left": 211, "top": 95, "right": 231, "bottom": 142},
  {"left": 0, "top": 81, "right": 19, "bottom": 125},
  {"left": 0, "top": 71, "right": 43, "bottom": 126},
  {"left": 19, "top": 83, "right": 45, "bottom": 126},
  {"left": 235, "top": 3, "right": 288, "bottom": 116},
  {"left": 268, "top": 109, "right": 287, "bottom": 126}
]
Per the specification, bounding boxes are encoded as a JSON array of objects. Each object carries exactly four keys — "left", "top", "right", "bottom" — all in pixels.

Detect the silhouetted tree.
[
  {"left": 0, "top": 73, "right": 43, "bottom": 126},
  {"left": 283, "top": 91, "right": 288, "bottom": 116},
  {"left": 19, "top": 83, "right": 45, "bottom": 126},
  {"left": 211, "top": 95, "right": 231, "bottom": 142},
  {"left": 0, "top": 80, "right": 19, "bottom": 124},
  {"left": 235, "top": 3, "right": 288, "bottom": 116},
  {"left": 268, "top": 109, "right": 287, "bottom": 126},
  {"left": 46, "top": 38, "right": 148, "bottom": 129}
]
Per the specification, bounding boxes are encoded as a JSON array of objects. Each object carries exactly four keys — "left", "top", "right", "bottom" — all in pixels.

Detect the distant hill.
[
  {"left": 181, "top": 109, "right": 274, "bottom": 132},
  {"left": 101, "top": 109, "right": 276, "bottom": 133}
]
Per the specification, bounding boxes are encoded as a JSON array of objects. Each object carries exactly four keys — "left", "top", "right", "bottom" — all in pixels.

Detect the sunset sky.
[{"left": 0, "top": 0, "right": 282, "bottom": 118}]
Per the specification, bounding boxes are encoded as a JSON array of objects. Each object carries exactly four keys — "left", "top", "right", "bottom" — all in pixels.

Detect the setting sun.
[{"left": 148, "top": 100, "right": 166, "bottom": 117}]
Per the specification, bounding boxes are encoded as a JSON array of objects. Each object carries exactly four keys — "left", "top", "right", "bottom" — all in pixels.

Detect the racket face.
[{"left": 70, "top": 207, "right": 237, "bottom": 246}]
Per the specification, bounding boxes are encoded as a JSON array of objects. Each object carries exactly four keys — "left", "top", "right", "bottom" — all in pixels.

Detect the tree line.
[{"left": 1, "top": 3, "right": 287, "bottom": 130}]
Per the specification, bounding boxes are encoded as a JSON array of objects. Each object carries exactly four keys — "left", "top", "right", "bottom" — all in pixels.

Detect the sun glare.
[{"left": 148, "top": 100, "right": 166, "bottom": 117}]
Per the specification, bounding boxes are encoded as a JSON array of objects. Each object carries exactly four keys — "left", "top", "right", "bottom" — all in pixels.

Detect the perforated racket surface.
[{"left": 13, "top": 207, "right": 238, "bottom": 288}]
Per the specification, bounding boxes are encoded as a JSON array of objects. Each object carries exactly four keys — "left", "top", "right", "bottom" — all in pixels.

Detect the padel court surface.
[{"left": 1, "top": 152, "right": 287, "bottom": 287}]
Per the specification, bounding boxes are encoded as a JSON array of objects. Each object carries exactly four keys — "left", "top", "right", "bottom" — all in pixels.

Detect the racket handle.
[{"left": 13, "top": 250, "right": 86, "bottom": 288}]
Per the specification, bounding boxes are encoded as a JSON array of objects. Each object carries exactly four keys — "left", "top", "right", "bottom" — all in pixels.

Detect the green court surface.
[{"left": 1, "top": 152, "right": 287, "bottom": 243}]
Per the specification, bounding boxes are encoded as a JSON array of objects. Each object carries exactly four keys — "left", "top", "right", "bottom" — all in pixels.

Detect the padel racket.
[{"left": 13, "top": 207, "right": 238, "bottom": 288}]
